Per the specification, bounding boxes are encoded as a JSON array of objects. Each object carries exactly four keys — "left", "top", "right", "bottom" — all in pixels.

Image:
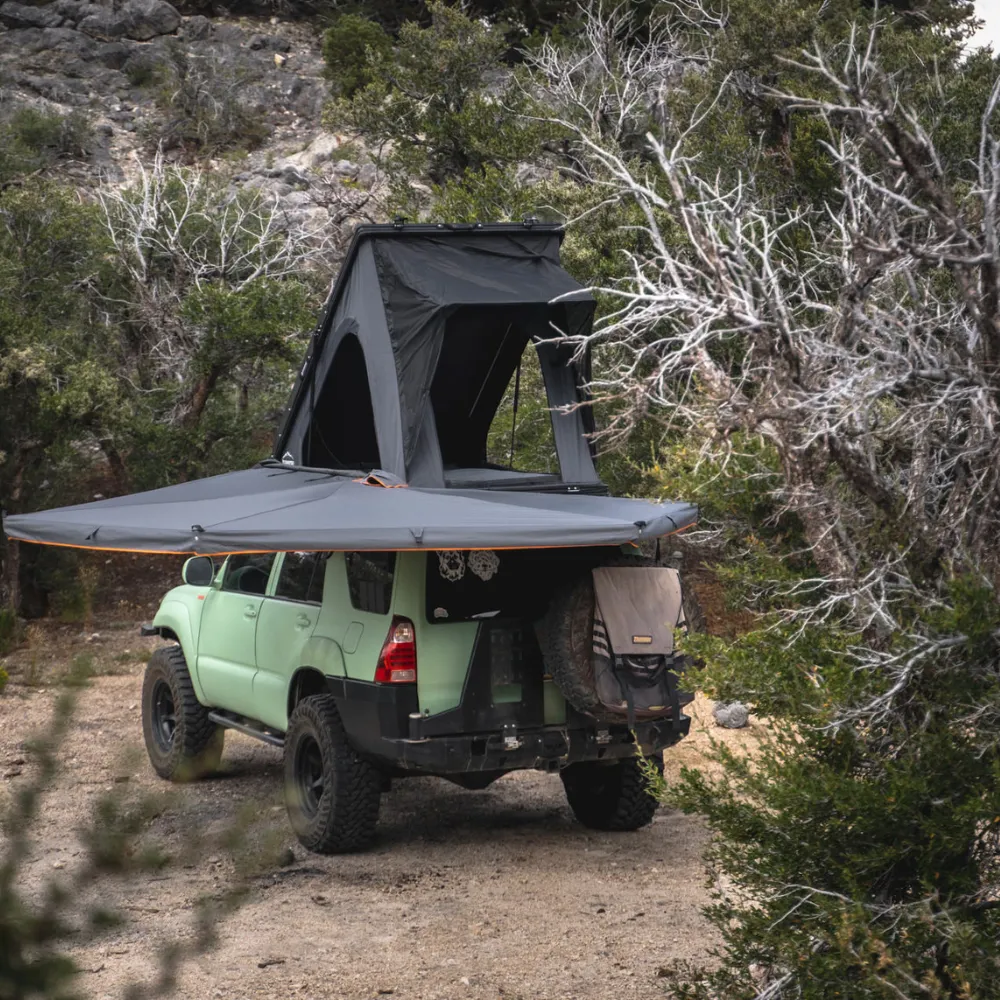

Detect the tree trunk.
[{"left": 183, "top": 365, "right": 224, "bottom": 431}]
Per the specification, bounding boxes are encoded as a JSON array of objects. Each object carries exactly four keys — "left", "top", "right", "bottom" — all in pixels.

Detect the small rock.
[
  {"left": 257, "top": 957, "right": 285, "bottom": 969},
  {"left": 459, "top": 978, "right": 470, "bottom": 987},
  {"left": 712, "top": 701, "right": 750, "bottom": 729},
  {"left": 277, "top": 846, "right": 295, "bottom": 867},
  {"left": 53, "top": 860, "right": 65, "bottom": 870}
]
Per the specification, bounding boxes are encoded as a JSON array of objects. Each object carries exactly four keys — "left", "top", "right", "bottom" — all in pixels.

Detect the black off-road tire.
[
  {"left": 283, "top": 694, "right": 381, "bottom": 854},
  {"left": 537, "top": 554, "right": 655, "bottom": 719},
  {"left": 561, "top": 754, "right": 663, "bottom": 831},
  {"left": 142, "top": 645, "right": 224, "bottom": 781}
]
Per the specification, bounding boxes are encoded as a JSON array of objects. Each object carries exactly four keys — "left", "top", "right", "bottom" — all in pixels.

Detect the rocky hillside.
[{"left": 0, "top": 0, "right": 378, "bottom": 231}]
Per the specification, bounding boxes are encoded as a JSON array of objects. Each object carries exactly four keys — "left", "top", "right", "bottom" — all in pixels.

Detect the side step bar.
[{"left": 208, "top": 710, "right": 284, "bottom": 748}]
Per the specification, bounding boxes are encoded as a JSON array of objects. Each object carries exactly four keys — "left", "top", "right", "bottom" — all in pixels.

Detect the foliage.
[
  {"left": 0, "top": 100, "right": 92, "bottom": 185},
  {"left": 0, "top": 692, "right": 282, "bottom": 997},
  {"left": 322, "top": 14, "right": 393, "bottom": 97},
  {"left": 0, "top": 159, "right": 328, "bottom": 610},
  {"left": 140, "top": 44, "right": 271, "bottom": 155},
  {"left": 326, "top": 2, "right": 551, "bottom": 209}
]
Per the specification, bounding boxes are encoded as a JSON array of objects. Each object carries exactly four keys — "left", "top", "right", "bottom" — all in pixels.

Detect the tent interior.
[{"left": 298, "top": 297, "right": 595, "bottom": 487}]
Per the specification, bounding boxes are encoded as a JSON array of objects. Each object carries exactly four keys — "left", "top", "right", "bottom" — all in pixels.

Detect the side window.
[
  {"left": 221, "top": 554, "right": 276, "bottom": 596},
  {"left": 275, "top": 552, "right": 329, "bottom": 604},
  {"left": 345, "top": 552, "right": 396, "bottom": 615}
]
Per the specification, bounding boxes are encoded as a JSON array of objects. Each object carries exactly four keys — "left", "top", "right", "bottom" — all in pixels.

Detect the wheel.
[
  {"left": 537, "top": 554, "right": 657, "bottom": 720},
  {"left": 283, "top": 694, "right": 381, "bottom": 854},
  {"left": 560, "top": 754, "right": 663, "bottom": 831},
  {"left": 141, "top": 646, "right": 224, "bottom": 781}
]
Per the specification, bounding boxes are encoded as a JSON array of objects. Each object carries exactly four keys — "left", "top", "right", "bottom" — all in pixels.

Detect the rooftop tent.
[{"left": 274, "top": 223, "right": 599, "bottom": 488}]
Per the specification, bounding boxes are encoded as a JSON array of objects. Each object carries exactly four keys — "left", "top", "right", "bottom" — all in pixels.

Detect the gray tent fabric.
[
  {"left": 275, "top": 224, "right": 598, "bottom": 487},
  {"left": 1, "top": 468, "right": 697, "bottom": 556}
]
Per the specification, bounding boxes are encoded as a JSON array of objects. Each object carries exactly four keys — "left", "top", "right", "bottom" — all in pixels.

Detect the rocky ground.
[
  {"left": 0, "top": 578, "right": 762, "bottom": 1000},
  {"left": 0, "top": 0, "right": 379, "bottom": 233}
]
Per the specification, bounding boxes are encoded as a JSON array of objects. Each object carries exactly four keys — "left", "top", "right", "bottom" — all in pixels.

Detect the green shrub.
[
  {"left": 0, "top": 102, "right": 92, "bottom": 183},
  {"left": 141, "top": 44, "right": 271, "bottom": 155},
  {"left": 322, "top": 14, "right": 392, "bottom": 98}
]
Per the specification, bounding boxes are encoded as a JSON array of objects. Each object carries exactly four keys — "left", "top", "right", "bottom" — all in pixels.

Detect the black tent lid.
[{"left": 273, "top": 221, "right": 588, "bottom": 463}]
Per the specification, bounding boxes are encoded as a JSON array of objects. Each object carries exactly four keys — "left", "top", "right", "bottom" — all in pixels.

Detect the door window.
[
  {"left": 274, "top": 552, "right": 329, "bottom": 604},
  {"left": 345, "top": 552, "right": 396, "bottom": 615},
  {"left": 221, "top": 554, "right": 276, "bottom": 596}
]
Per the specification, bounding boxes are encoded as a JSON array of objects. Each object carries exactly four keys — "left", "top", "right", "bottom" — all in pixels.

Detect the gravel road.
[{"left": 0, "top": 616, "right": 757, "bottom": 1000}]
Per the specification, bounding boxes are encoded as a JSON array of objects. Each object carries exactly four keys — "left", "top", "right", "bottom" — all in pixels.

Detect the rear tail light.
[{"left": 374, "top": 616, "right": 417, "bottom": 683}]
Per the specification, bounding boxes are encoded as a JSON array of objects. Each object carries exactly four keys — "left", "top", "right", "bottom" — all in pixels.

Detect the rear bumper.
[
  {"left": 322, "top": 674, "right": 689, "bottom": 774},
  {"left": 380, "top": 715, "right": 690, "bottom": 774}
]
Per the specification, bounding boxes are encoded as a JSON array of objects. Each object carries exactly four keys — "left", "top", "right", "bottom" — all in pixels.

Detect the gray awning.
[{"left": 2, "top": 467, "right": 697, "bottom": 555}]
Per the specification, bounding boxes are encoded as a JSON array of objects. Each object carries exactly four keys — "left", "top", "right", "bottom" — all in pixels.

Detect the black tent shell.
[
  {"left": 2, "top": 222, "right": 698, "bottom": 556},
  {"left": 274, "top": 223, "right": 600, "bottom": 488}
]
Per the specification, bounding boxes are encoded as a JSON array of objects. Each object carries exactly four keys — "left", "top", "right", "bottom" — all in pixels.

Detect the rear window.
[
  {"left": 345, "top": 552, "right": 396, "bottom": 615},
  {"left": 275, "top": 552, "right": 329, "bottom": 604},
  {"left": 425, "top": 549, "right": 590, "bottom": 623}
]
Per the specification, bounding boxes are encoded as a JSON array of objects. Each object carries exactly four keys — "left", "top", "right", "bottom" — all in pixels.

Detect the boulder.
[
  {"left": 332, "top": 159, "right": 359, "bottom": 179},
  {"left": 119, "top": 0, "right": 180, "bottom": 40},
  {"left": 0, "top": 2, "right": 62, "bottom": 29},
  {"left": 78, "top": 9, "right": 125, "bottom": 38},
  {"left": 248, "top": 32, "right": 289, "bottom": 52},
  {"left": 300, "top": 131, "right": 339, "bottom": 169},
  {"left": 96, "top": 40, "right": 133, "bottom": 70},
  {"left": 179, "top": 14, "right": 211, "bottom": 40},
  {"left": 54, "top": 1, "right": 102, "bottom": 24},
  {"left": 712, "top": 701, "right": 750, "bottom": 729}
]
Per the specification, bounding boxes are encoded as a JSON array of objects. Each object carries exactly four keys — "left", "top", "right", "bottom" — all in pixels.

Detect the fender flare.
[{"left": 151, "top": 600, "right": 208, "bottom": 704}]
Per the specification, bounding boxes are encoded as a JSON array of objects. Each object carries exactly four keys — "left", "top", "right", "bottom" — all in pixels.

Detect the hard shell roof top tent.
[{"left": 274, "top": 222, "right": 601, "bottom": 490}]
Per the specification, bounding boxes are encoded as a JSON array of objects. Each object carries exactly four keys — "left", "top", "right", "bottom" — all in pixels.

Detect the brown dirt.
[{"left": 0, "top": 602, "right": 760, "bottom": 1000}]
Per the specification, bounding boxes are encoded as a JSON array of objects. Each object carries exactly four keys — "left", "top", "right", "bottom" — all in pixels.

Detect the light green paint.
[{"left": 393, "top": 552, "right": 478, "bottom": 717}]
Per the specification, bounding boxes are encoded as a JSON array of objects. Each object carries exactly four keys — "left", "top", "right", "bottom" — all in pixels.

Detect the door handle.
[
  {"left": 295, "top": 614, "right": 312, "bottom": 629},
  {"left": 243, "top": 606, "right": 258, "bottom": 620}
]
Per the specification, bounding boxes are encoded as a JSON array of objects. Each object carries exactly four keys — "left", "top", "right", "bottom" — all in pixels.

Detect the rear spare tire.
[
  {"left": 283, "top": 694, "right": 381, "bottom": 854},
  {"left": 561, "top": 754, "right": 663, "bottom": 831},
  {"left": 537, "top": 554, "right": 654, "bottom": 719},
  {"left": 142, "top": 646, "right": 224, "bottom": 781}
]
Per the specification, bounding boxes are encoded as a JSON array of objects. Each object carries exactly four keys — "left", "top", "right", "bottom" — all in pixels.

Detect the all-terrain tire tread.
[
  {"left": 561, "top": 755, "right": 662, "bottom": 832},
  {"left": 537, "top": 554, "right": 657, "bottom": 720},
  {"left": 142, "top": 645, "right": 224, "bottom": 781},
  {"left": 284, "top": 694, "right": 381, "bottom": 854}
]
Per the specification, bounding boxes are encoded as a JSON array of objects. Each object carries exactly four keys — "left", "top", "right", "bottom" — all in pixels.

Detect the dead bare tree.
[{"left": 96, "top": 153, "right": 339, "bottom": 429}]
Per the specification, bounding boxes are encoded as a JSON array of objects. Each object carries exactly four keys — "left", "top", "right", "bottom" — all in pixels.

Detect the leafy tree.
[
  {"left": 326, "top": 1, "right": 550, "bottom": 208},
  {"left": 322, "top": 14, "right": 393, "bottom": 97}
]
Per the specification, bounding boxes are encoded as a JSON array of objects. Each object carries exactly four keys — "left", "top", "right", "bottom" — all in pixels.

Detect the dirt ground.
[{"left": 0, "top": 589, "right": 762, "bottom": 1000}]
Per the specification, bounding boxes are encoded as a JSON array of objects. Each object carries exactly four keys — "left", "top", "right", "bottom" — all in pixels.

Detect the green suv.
[{"left": 141, "top": 545, "right": 692, "bottom": 853}]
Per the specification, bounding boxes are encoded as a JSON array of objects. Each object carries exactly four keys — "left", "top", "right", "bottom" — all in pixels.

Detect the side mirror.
[{"left": 182, "top": 556, "right": 215, "bottom": 587}]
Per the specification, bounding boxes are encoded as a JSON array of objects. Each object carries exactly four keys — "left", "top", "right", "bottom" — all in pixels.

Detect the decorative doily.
[
  {"left": 437, "top": 550, "right": 466, "bottom": 582},
  {"left": 467, "top": 549, "right": 500, "bottom": 582}
]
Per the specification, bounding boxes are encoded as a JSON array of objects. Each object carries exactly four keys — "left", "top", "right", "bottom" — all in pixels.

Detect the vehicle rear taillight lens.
[{"left": 374, "top": 616, "right": 417, "bottom": 683}]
